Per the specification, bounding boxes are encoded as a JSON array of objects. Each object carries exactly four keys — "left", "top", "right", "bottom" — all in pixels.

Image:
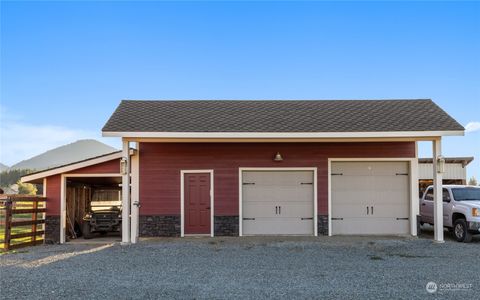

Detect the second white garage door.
[
  {"left": 241, "top": 170, "right": 315, "bottom": 235},
  {"left": 331, "top": 161, "right": 410, "bottom": 235}
]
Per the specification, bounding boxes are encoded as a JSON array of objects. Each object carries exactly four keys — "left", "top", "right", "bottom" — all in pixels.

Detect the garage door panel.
[
  {"left": 332, "top": 218, "right": 409, "bottom": 235},
  {"left": 243, "top": 171, "right": 313, "bottom": 186},
  {"left": 243, "top": 203, "right": 278, "bottom": 218},
  {"left": 337, "top": 181, "right": 373, "bottom": 194},
  {"left": 332, "top": 162, "right": 408, "bottom": 176},
  {"left": 332, "top": 204, "right": 370, "bottom": 218},
  {"left": 278, "top": 202, "right": 313, "bottom": 218},
  {"left": 243, "top": 187, "right": 313, "bottom": 203},
  {"left": 372, "top": 204, "right": 409, "bottom": 218},
  {"left": 244, "top": 203, "right": 313, "bottom": 218},
  {"left": 243, "top": 218, "right": 314, "bottom": 235}
]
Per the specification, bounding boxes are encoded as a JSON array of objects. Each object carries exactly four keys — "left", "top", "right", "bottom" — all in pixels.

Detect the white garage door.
[
  {"left": 331, "top": 162, "right": 410, "bottom": 235},
  {"left": 242, "top": 170, "right": 315, "bottom": 235}
]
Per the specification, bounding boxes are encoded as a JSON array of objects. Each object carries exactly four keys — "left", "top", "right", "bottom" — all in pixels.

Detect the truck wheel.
[
  {"left": 83, "top": 223, "right": 93, "bottom": 239},
  {"left": 453, "top": 219, "right": 473, "bottom": 243}
]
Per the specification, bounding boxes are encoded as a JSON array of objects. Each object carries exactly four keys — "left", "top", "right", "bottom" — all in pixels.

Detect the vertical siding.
[
  {"left": 419, "top": 163, "right": 466, "bottom": 180},
  {"left": 139, "top": 142, "right": 415, "bottom": 216},
  {"left": 46, "top": 174, "right": 61, "bottom": 215}
]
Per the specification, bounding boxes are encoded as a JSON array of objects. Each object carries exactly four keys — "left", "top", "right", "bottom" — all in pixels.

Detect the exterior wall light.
[
  {"left": 120, "top": 157, "right": 128, "bottom": 175},
  {"left": 436, "top": 155, "right": 445, "bottom": 173},
  {"left": 273, "top": 152, "right": 283, "bottom": 162}
]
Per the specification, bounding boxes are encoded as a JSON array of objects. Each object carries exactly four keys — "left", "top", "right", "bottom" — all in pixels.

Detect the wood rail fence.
[{"left": 0, "top": 195, "right": 46, "bottom": 251}]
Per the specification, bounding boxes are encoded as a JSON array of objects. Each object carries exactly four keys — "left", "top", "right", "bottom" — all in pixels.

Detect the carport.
[
  {"left": 21, "top": 150, "right": 136, "bottom": 244},
  {"left": 63, "top": 175, "right": 122, "bottom": 241}
]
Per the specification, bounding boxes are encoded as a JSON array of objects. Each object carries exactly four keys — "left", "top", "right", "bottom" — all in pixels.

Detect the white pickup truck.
[{"left": 420, "top": 185, "right": 480, "bottom": 242}]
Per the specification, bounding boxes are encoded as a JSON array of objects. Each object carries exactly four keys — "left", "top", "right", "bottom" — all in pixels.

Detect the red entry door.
[{"left": 184, "top": 173, "right": 211, "bottom": 234}]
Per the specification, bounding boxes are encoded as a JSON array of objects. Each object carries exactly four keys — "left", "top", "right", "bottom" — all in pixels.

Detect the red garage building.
[{"left": 22, "top": 99, "right": 464, "bottom": 244}]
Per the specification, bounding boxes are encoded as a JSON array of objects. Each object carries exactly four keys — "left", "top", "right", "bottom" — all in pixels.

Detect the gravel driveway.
[{"left": 1, "top": 232, "right": 478, "bottom": 300}]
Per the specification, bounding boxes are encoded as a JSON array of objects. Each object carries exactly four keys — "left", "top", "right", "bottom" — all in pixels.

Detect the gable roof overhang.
[{"left": 21, "top": 151, "right": 129, "bottom": 184}]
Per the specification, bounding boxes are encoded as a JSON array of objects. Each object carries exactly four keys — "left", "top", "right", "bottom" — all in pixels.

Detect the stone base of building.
[
  {"left": 214, "top": 216, "right": 239, "bottom": 236},
  {"left": 317, "top": 215, "right": 328, "bottom": 236},
  {"left": 45, "top": 216, "right": 61, "bottom": 244},
  {"left": 139, "top": 215, "right": 180, "bottom": 237}
]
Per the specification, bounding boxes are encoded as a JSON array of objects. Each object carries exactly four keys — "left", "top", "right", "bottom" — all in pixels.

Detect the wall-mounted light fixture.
[
  {"left": 436, "top": 155, "right": 445, "bottom": 173},
  {"left": 273, "top": 152, "right": 283, "bottom": 162}
]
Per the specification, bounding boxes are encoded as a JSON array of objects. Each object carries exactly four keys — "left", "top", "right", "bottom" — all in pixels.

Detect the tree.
[
  {"left": 17, "top": 180, "right": 37, "bottom": 195},
  {"left": 468, "top": 176, "right": 478, "bottom": 186},
  {"left": 0, "top": 169, "right": 34, "bottom": 187}
]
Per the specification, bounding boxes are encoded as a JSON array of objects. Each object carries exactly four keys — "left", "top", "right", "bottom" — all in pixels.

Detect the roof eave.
[{"left": 102, "top": 130, "right": 465, "bottom": 139}]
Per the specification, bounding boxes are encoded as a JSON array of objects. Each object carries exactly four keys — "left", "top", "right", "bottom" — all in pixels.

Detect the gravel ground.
[{"left": 1, "top": 229, "right": 478, "bottom": 300}]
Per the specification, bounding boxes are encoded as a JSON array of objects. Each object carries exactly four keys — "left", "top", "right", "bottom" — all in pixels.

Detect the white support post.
[
  {"left": 121, "top": 140, "right": 131, "bottom": 244},
  {"left": 42, "top": 178, "right": 47, "bottom": 242},
  {"left": 432, "top": 138, "right": 444, "bottom": 243},
  {"left": 410, "top": 147, "right": 419, "bottom": 236},
  {"left": 130, "top": 143, "right": 140, "bottom": 244},
  {"left": 60, "top": 175, "right": 66, "bottom": 244}
]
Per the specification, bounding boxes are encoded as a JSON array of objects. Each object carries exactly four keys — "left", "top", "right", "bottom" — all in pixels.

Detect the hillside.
[
  {"left": 0, "top": 163, "right": 9, "bottom": 171},
  {"left": 9, "top": 139, "right": 118, "bottom": 171}
]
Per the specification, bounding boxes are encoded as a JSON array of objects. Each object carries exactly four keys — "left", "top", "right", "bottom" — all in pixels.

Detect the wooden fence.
[{"left": 0, "top": 195, "right": 46, "bottom": 251}]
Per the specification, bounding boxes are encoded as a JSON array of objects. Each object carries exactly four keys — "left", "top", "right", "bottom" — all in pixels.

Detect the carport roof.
[
  {"left": 419, "top": 156, "right": 474, "bottom": 167},
  {"left": 102, "top": 99, "right": 464, "bottom": 137},
  {"left": 21, "top": 151, "right": 123, "bottom": 184}
]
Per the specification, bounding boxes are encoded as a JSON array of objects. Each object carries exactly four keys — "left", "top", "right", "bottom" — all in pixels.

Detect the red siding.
[
  {"left": 46, "top": 175, "right": 61, "bottom": 215},
  {"left": 72, "top": 159, "right": 120, "bottom": 174},
  {"left": 139, "top": 142, "right": 415, "bottom": 216}
]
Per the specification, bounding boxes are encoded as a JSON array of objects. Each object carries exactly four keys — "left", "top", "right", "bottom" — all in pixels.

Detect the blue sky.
[{"left": 1, "top": 1, "right": 479, "bottom": 178}]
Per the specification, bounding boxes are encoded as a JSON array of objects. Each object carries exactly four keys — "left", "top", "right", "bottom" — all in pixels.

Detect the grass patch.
[{"left": 0, "top": 222, "right": 43, "bottom": 250}]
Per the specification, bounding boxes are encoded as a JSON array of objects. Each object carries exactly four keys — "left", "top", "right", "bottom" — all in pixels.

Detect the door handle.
[
  {"left": 367, "top": 206, "right": 369, "bottom": 215},
  {"left": 278, "top": 206, "right": 281, "bottom": 214},
  {"left": 371, "top": 206, "right": 373, "bottom": 215},
  {"left": 206, "top": 207, "right": 211, "bottom": 210},
  {"left": 421, "top": 203, "right": 426, "bottom": 206},
  {"left": 275, "top": 206, "right": 278, "bottom": 214}
]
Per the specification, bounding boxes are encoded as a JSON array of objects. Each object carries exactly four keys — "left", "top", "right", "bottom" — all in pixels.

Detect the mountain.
[
  {"left": 9, "top": 139, "right": 118, "bottom": 171},
  {"left": 0, "top": 163, "right": 8, "bottom": 172},
  {"left": 0, "top": 163, "right": 9, "bottom": 171}
]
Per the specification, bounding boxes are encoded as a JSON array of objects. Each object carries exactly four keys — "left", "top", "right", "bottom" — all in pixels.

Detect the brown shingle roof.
[{"left": 102, "top": 99, "right": 464, "bottom": 133}]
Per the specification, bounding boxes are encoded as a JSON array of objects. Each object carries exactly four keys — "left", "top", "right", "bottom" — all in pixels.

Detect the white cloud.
[
  {"left": 0, "top": 106, "right": 120, "bottom": 166},
  {"left": 465, "top": 121, "right": 480, "bottom": 133}
]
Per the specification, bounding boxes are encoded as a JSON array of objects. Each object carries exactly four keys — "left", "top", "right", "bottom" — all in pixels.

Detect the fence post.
[
  {"left": 32, "top": 200, "right": 38, "bottom": 243},
  {"left": 4, "top": 199, "right": 12, "bottom": 251}
]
